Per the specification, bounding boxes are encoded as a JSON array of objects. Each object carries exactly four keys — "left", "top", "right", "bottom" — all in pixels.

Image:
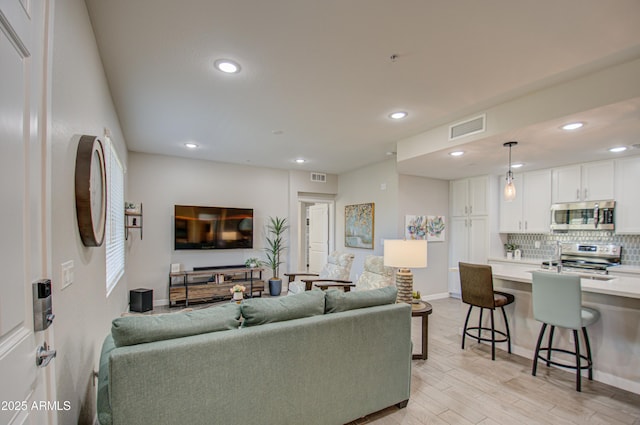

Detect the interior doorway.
[{"left": 297, "top": 198, "right": 335, "bottom": 272}]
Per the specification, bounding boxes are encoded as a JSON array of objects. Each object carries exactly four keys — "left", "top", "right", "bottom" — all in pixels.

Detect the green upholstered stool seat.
[{"left": 531, "top": 271, "right": 600, "bottom": 392}]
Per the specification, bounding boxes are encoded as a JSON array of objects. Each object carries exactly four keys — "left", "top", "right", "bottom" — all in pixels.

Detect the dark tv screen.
[{"left": 174, "top": 205, "right": 253, "bottom": 250}]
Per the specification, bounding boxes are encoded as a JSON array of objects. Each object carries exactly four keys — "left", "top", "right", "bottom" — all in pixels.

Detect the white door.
[
  {"left": 308, "top": 204, "right": 329, "bottom": 274},
  {"left": 0, "top": 1, "right": 55, "bottom": 424}
]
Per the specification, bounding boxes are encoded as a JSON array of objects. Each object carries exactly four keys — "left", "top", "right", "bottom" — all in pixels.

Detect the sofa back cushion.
[
  {"left": 111, "top": 303, "right": 241, "bottom": 347},
  {"left": 325, "top": 285, "right": 398, "bottom": 313},
  {"left": 241, "top": 289, "right": 325, "bottom": 327}
]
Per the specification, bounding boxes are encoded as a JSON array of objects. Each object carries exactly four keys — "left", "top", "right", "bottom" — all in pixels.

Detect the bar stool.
[
  {"left": 459, "top": 262, "right": 515, "bottom": 360},
  {"left": 531, "top": 271, "right": 600, "bottom": 392}
]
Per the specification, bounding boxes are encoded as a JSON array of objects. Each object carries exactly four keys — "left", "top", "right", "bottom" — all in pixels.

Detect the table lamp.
[{"left": 384, "top": 239, "right": 428, "bottom": 304}]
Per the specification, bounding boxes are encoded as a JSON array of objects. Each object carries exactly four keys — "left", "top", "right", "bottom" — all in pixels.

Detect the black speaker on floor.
[{"left": 130, "top": 288, "right": 153, "bottom": 313}]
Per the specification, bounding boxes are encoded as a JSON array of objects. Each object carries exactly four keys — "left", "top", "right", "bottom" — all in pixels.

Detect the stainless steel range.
[{"left": 541, "top": 243, "right": 622, "bottom": 275}]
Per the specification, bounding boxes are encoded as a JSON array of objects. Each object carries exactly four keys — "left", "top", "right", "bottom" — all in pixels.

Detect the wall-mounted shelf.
[{"left": 125, "top": 203, "right": 143, "bottom": 240}]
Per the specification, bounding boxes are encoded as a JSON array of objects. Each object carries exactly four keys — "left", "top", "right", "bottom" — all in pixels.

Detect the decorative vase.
[
  {"left": 233, "top": 291, "right": 243, "bottom": 301},
  {"left": 269, "top": 278, "right": 282, "bottom": 296}
]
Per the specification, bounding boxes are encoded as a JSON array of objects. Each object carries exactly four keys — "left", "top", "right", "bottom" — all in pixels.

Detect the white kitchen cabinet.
[
  {"left": 448, "top": 215, "right": 488, "bottom": 296},
  {"left": 552, "top": 160, "right": 614, "bottom": 203},
  {"left": 499, "top": 170, "right": 551, "bottom": 233},
  {"left": 449, "top": 175, "right": 492, "bottom": 296},
  {"left": 451, "top": 176, "right": 488, "bottom": 217},
  {"left": 614, "top": 156, "right": 640, "bottom": 234}
]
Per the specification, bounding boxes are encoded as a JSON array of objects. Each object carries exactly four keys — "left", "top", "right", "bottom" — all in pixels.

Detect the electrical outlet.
[
  {"left": 535, "top": 241, "right": 541, "bottom": 249},
  {"left": 61, "top": 260, "right": 74, "bottom": 289}
]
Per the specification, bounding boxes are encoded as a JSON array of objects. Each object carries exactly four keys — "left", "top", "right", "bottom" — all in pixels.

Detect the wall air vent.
[
  {"left": 449, "top": 114, "right": 486, "bottom": 141},
  {"left": 310, "top": 172, "right": 327, "bottom": 183}
]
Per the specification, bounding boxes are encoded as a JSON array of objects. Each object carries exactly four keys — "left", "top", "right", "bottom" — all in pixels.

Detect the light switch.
[
  {"left": 534, "top": 241, "right": 541, "bottom": 249},
  {"left": 61, "top": 260, "right": 74, "bottom": 290}
]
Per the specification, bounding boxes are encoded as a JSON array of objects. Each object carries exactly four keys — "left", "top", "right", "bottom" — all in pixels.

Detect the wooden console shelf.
[{"left": 169, "top": 267, "right": 264, "bottom": 307}]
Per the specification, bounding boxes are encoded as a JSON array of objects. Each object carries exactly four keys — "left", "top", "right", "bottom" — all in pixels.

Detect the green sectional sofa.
[{"left": 97, "top": 287, "right": 412, "bottom": 425}]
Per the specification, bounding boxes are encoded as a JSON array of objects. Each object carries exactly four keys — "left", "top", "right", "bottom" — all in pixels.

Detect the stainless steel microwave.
[{"left": 550, "top": 200, "right": 615, "bottom": 231}]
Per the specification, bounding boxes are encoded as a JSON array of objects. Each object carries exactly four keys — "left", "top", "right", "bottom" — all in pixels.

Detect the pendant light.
[{"left": 503, "top": 141, "right": 518, "bottom": 201}]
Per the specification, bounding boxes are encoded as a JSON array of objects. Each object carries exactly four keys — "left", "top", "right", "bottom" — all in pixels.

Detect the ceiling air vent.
[
  {"left": 310, "top": 172, "right": 327, "bottom": 183},
  {"left": 449, "top": 114, "right": 486, "bottom": 141}
]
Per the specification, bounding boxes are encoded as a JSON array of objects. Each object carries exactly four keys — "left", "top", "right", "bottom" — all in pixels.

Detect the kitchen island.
[{"left": 485, "top": 259, "right": 640, "bottom": 395}]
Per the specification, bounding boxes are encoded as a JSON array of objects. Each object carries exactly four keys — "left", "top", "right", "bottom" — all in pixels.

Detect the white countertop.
[{"left": 487, "top": 260, "right": 640, "bottom": 299}]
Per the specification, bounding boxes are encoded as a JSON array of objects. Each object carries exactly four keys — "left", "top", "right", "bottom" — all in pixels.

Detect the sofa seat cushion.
[
  {"left": 325, "top": 286, "right": 397, "bottom": 313},
  {"left": 111, "top": 303, "right": 241, "bottom": 347},
  {"left": 241, "top": 289, "right": 325, "bottom": 327}
]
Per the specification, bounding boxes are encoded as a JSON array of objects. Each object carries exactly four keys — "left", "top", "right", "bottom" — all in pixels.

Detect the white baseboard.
[
  {"left": 154, "top": 298, "right": 169, "bottom": 307},
  {"left": 423, "top": 292, "right": 450, "bottom": 301}
]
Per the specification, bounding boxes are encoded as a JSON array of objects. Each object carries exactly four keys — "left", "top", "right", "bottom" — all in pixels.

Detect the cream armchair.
[
  {"left": 314, "top": 255, "right": 394, "bottom": 292},
  {"left": 285, "top": 251, "right": 355, "bottom": 295}
]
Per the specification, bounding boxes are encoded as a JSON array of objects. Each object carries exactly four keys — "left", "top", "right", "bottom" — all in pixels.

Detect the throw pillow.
[
  {"left": 111, "top": 303, "right": 241, "bottom": 347},
  {"left": 324, "top": 286, "right": 398, "bottom": 313},
  {"left": 241, "top": 289, "right": 325, "bottom": 327}
]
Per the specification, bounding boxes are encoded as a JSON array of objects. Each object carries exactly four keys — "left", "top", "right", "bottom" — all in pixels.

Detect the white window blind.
[{"left": 105, "top": 138, "right": 124, "bottom": 295}]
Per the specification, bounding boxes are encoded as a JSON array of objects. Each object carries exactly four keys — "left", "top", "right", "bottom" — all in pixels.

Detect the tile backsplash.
[{"left": 506, "top": 232, "right": 640, "bottom": 266}]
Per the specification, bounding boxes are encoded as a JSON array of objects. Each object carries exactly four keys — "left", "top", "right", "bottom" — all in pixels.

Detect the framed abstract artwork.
[
  {"left": 405, "top": 215, "right": 427, "bottom": 240},
  {"left": 426, "top": 215, "right": 446, "bottom": 242},
  {"left": 345, "top": 203, "right": 374, "bottom": 249},
  {"left": 405, "top": 215, "right": 446, "bottom": 242}
]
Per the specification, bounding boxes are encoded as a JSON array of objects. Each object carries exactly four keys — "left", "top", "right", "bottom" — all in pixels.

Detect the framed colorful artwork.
[
  {"left": 405, "top": 215, "right": 427, "bottom": 240},
  {"left": 426, "top": 215, "right": 446, "bottom": 242},
  {"left": 345, "top": 203, "right": 374, "bottom": 249}
]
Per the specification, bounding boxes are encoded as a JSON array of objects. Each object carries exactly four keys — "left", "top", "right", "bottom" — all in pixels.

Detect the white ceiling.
[{"left": 84, "top": 0, "right": 640, "bottom": 178}]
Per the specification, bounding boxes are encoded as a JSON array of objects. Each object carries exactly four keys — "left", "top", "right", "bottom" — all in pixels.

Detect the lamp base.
[{"left": 395, "top": 268, "right": 413, "bottom": 304}]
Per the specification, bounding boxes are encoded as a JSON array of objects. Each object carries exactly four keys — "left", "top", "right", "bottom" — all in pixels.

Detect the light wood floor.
[{"left": 349, "top": 297, "right": 640, "bottom": 425}]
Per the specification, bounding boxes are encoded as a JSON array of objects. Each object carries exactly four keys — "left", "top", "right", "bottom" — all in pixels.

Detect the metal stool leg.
[
  {"left": 573, "top": 329, "right": 582, "bottom": 392},
  {"left": 462, "top": 305, "right": 473, "bottom": 349},
  {"left": 490, "top": 309, "right": 496, "bottom": 361},
  {"left": 532, "top": 323, "right": 547, "bottom": 376},
  {"left": 500, "top": 306, "right": 511, "bottom": 354},
  {"left": 478, "top": 308, "right": 484, "bottom": 341},
  {"left": 546, "top": 326, "right": 555, "bottom": 366},
  {"left": 582, "top": 327, "right": 594, "bottom": 380}
]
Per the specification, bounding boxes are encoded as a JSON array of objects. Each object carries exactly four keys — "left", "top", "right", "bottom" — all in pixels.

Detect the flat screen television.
[{"left": 174, "top": 205, "right": 253, "bottom": 250}]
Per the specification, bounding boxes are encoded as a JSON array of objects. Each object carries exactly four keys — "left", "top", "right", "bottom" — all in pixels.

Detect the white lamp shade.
[{"left": 383, "top": 239, "right": 427, "bottom": 269}]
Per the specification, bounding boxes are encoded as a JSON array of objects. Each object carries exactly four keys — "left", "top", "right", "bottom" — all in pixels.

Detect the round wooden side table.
[{"left": 411, "top": 301, "right": 433, "bottom": 360}]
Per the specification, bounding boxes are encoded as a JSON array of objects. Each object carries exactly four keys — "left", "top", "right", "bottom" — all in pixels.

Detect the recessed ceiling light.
[
  {"left": 511, "top": 163, "right": 524, "bottom": 168},
  {"left": 449, "top": 151, "right": 464, "bottom": 157},
  {"left": 184, "top": 143, "right": 198, "bottom": 149},
  {"left": 214, "top": 59, "right": 241, "bottom": 74},
  {"left": 561, "top": 122, "right": 584, "bottom": 131},
  {"left": 608, "top": 146, "right": 627, "bottom": 153},
  {"left": 295, "top": 158, "right": 306, "bottom": 164},
  {"left": 389, "top": 111, "right": 408, "bottom": 120}
]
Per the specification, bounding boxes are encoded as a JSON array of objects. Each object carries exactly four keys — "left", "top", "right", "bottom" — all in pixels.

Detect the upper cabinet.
[
  {"left": 451, "top": 176, "right": 489, "bottom": 217},
  {"left": 614, "top": 156, "right": 640, "bottom": 234},
  {"left": 552, "top": 160, "right": 614, "bottom": 203},
  {"left": 499, "top": 169, "right": 551, "bottom": 233}
]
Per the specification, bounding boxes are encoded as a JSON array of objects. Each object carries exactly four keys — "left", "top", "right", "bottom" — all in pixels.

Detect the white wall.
[
  {"left": 336, "top": 159, "right": 399, "bottom": 280},
  {"left": 50, "top": 1, "right": 129, "bottom": 423},
  {"left": 126, "top": 152, "right": 289, "bottom": 304},
  {"left": 398, "top": 175, "right": 450, "bottom": 297}
]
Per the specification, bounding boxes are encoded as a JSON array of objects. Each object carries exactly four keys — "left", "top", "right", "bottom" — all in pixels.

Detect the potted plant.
[
  {"left": 264, "top": 216, "right": 288, "bottom": 296},
  {"left": 504, "top": 243, "right": 518, "bottom": 259},
  {"left": 244, "top": 257, "right": 262, "bottom": 269}
]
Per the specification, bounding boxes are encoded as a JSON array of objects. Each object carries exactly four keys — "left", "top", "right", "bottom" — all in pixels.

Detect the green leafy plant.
[
  {"left": 504, "top": 243, "right": 518, "bottom": 252},
  {"left": 244, "top": 257, "right": 262, "bottom": 268},
  {"left": 264, "top": 216, "right": 289, "bottom": 280}
]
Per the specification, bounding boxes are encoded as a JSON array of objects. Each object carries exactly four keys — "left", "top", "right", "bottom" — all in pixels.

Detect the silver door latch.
[{"left": 36, "top": 342, "right": 56, "bottom": 368}]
